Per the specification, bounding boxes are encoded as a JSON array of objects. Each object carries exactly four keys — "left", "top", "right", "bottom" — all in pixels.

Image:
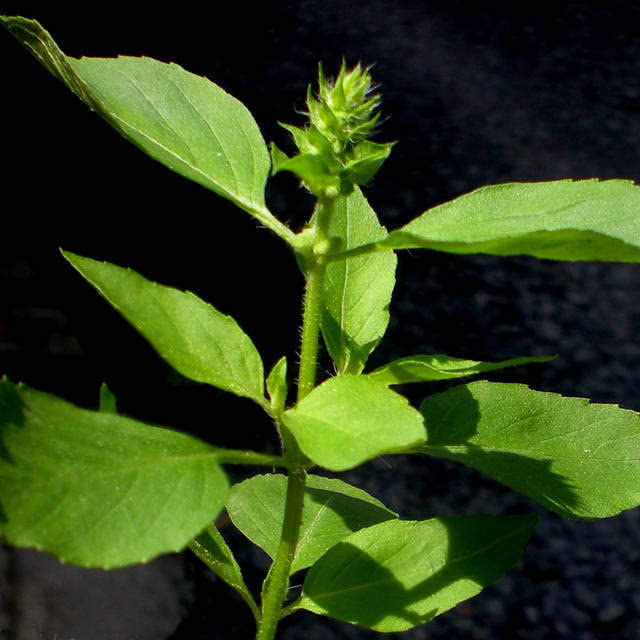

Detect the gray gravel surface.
[{"left": 1, "top": 2, "right": 639, "bottom": 639}]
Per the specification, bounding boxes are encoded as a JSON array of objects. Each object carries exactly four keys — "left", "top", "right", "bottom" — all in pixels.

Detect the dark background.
[{"left": 1, "top": 2, "right": 639, "bottom": 638}]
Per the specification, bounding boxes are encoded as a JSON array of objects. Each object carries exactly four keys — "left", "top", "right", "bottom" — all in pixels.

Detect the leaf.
[
  {"left": 368, "top": 353, "right": 556, "bottom": 385},
  {"left": 281, "top": 375, "right": 425, "bottom": 471},
  {"left": 297, "top": 515, "right": 537, "bottom": 632},
  {"left": 270, "top": 144, "right": 341, "bottom": 195},
  {"left": 266, "top": 356, "right": 288, "bottom": 412},
  {"left": 99, "top": 382, "right": 117, "bottom": 412},
  {"left": 322, "top": 188, "right": 397, "bottom": 374},
  {"left": 1, "top": 16, "right": 283, "bottom": 233},
  {"left": 226, "top": 474, "right": 397, "bottom": 574},
  {"left": 418, "top": 381, "right": 640, "bottom": 519},
  {"left": 189, "top": 524, "right": 259, "bottom": 620},
  {"left": 0, "top": 379, "right": 229, "bottom": 568},
  {"left": 63, "top": 251, "right": 265, "bottom": 406},
  {"left": 380, "top": 180, "right": 640, "bottom": 262}
]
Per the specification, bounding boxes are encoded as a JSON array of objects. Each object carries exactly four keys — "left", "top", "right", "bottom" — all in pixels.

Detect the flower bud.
[{"left": 271, "top": 62, "right": 393, "bottom": 198}]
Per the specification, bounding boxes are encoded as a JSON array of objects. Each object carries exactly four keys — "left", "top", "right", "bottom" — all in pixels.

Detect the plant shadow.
[{"left": 420, "top": 384, "right": 584, "bottom": 518}]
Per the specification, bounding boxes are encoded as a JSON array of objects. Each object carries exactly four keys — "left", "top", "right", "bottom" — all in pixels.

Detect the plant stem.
[
  {"left": 256, "top": 469, "right": 307, "bottom": 640},
  {"left": 297, "top": 196, "right": 334, "bottom": 402},
  {"left": 296, "top": 260, "right": 327, "bottom": 402},
  {"left": 256, "top": 196, "right": 336, "bottom": 640}
]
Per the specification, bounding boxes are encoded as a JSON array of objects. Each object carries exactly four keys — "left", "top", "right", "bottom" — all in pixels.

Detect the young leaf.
[
  {"left": 189, "top": 524, "right": 259, "bottom": 620},
  {"left": 281, "top": 375, "right": 425, "bottom": 471},
  {"left": 418, "top": 381, "right": 640, "bottom": 519},
  {"left": 296, "top": 515, "right": 537, "bottom": 632},
  {"left": 99, "top": 382, "right": 118, "bottom": 412},
  {"left": 226, "top": 474, "right": 396, "bottom": 574},
  {"left": 0, "top": 16, "right": 290, "bottom": 239},
  {"left": 266, "top": 356, "right": 288, "bottom": 413},
  {"left": 380, "top": 180, "right": 640, "bottom": 262},
  {"left": 0, "top": 379, "right": 229, "bottom": 568},
  {"left": 322, "top": 188, "right": 396, "bottom": 374},
  {"left": 368, "top": 353, "right": 555, "bottom": 385},
  {"left": 63, "top": 251, "right": 266, "bottom": 406}
]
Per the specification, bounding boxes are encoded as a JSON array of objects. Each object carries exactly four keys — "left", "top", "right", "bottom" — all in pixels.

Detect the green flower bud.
[{"left": 271, "top": 61, "right": 393, "bottom": 198}]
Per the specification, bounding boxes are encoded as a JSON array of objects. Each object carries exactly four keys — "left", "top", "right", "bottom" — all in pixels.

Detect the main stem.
[{"left": 256, "top": 197, "right": 335, "bottom": 640}]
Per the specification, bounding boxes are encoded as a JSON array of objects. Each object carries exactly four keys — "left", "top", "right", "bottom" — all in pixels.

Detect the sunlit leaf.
[
  {"left": 322, "top": 188, "right": 396, "bottom": 374},
  {"left": 1, "top": 15, "right": 284, "bottom": 233},
  {"left": 0, "top": 379, "right": 229, "bottom": 568},
  {"left": 368, "top": 353, "right": 555, "bottom": 385},
  {"left": 63, "top": 251, "right": 265, "bottom": 405},
  {"left": 380, "top": 180, "right": 640, "bottom": 262},
  {"left": 282, "top": 375, "right": 425, "bottom": 470}
]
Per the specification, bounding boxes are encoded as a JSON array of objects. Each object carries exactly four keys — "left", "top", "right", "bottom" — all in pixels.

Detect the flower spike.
[{"left": 271, "top": 62, "right": 394, "bottom": 197}]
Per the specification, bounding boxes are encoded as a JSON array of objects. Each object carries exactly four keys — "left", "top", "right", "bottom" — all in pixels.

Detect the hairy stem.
[
  {"left": 256, "top": 197, "right": 336, "bottom": 640},
  {"left": 297, "top": 197, "right": 335, "bottom": 402},
  {"left": 256, "top": 469, "right": 307, "bottom": 640}
]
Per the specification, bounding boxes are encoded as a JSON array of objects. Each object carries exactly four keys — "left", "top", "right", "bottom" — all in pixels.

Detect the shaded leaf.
[
  {"left": 297, "top": 515, "right": 537, "bottom": 631},
  {"left": 0, "top": 379, "right": 229, "bottom": 568},
  {"left": 63, "top": 251, "right": 265, "bottom": 405},
  {"left": 282, "top": 375, "right": 425, "bottom": 471},
  {"left": 418, "top": 381, "right": 640, "bottom": 519},
  {"left": 189, "top": 524, "right": 259, "bottom": 620},
  {"left": 380, "top": 180, "right": 640, "bottom": 262},
  {"left": 322, "top": 188, "right": 396, "bottom": 374},
  {"left": 368, "top": 353, "right": 555, "bottom": 385},
  {"left": 226, "top": 473, "right": 396, "bottom": 574},
  {"left": 99, "top": 382, "right": 117, "bottom": 413}
]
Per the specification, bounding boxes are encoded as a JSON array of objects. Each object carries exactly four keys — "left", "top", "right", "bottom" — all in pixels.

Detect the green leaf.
[
  {"left": 0, "top": 379, "right": 229, "bottom": 568},
  {"left": 62, "top": 251, "right": 265, "bottom": 406},
  {"left": 271, "top": 146, "right": 341, "bottom": 195},
  {"left": 99, "top": 382, "right": 117, "bottom": 412},
  {"left": 322, "top": 188, "right": 397, "bottom": 374},
  {"left": 281, "top": 375, "right": 425, "bottom": 471},
  {"left": 189, "top": 524, "right": 259, "bottom": 620},
  {"left": 418, "top": 381, "right": 640, "bottom": 519},
  {"left": 380, "top": 180, "right": 640, "bottom": 262},
  {"left": 266, "top": 356, "right": 288, "bottom": 413},
  {"left": 368, "top": 353, "right": 556, "bottom": 385},
  {"left": 226, "top": 474, "right": 397, "bottom": 574},
  {"left": 296, "top": 515, "right": 537, "bottom": 632},
  {"left": 1, "top": 16, "right": 286, "bottom": 236},
  {"left": 342, "top": 140, "right": 394, "bottom": 186}
]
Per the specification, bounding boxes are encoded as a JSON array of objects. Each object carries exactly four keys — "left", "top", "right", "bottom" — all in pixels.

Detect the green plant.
[{"left": 2, "top": 14, "right": 640, "bottom": 639}]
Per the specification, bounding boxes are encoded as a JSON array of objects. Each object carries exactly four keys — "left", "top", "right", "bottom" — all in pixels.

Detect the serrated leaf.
[
  {"left": 1, "top": 16, "right": 282, "bottom": 232},
  {"left": 418, "top": 381, "right": 640, "bottom": 519},
  {"left": 189, "top": 524, "right": 259, "bottom": 619},
  {"left": 380, "top": 180, "right": 640, "bottom": 262},
  {"left": 368, "top": 353, "right": 555, "bottom": 385},
  {"left": 0, "top": 379, "right": 229, "bottom": 568},
  {"left": 297, "top": 515, "right": 537, "bottom": 632},
  {"left": 63, "top": 251, "right": 265, "bottom": 405},
  {"left": 281, "top": 375, "right": 425, "bottom": 471},
  {"left": 226, "top": 474, "right": 396, "bottom": 574},
  {"left": 322, "top": 188, "right": 396, "bottom": 374}
]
